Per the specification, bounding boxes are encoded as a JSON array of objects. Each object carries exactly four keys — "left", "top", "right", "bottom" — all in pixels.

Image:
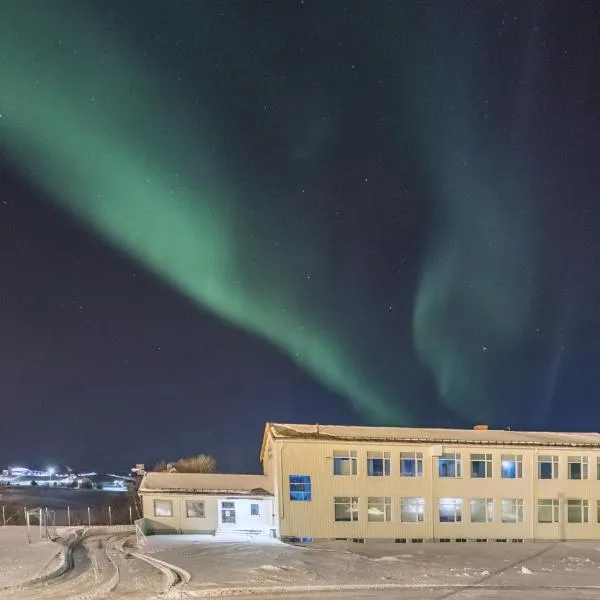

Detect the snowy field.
[
  {"left": 0, "top": 527, "right": 62, "bottom": 588},
  {"left": 143, "top": 534, "right": 600, "bottom": 597},
  {"left": 3, "top": 527, "right": 600, "bottom": 598}
]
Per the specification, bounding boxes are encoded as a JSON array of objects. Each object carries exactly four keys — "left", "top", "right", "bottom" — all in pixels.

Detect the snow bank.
[{"left": 0, "top": 526, "right": 63, "bottom": 588}]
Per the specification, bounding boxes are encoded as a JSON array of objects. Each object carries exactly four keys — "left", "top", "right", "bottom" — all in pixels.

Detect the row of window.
[
  {"left": 152, "top": 499, "right": 261, "bottom": 519},
  {"left": 331, "top": 451, "right": 593, "bottom": 480},
  {"left": 331, "top": 496, "right": 595, "bottom": 525}
]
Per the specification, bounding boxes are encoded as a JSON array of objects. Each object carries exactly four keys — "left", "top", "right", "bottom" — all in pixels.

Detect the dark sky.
[{"left": 1, "top": 1, "right": 600, "bottom": 473}]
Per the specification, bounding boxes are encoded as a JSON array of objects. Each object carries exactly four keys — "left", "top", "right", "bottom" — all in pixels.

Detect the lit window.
[
  {"left": 500, "top": 498, "right": 523, "bottom": 523},
  {"left": 185, "top": 501, "right": 205, "bottom": 518},
  {"left": 537, "top": 499, "right": 559, "bottom": 523},
  {"left": 439, "top": 498, "right": 462, "bottom": 522},
  {"left": 250, "top": 503, "right": 260, "bottom": 516},
  {"left": 568, "top": 457, "right": 588, "bottom": 480},
  {"left": 470, "top": 498, "right": 493, "bottom": 523},
  {"left": 154, "top": 499, "right": 173, "bottom": 517},
  {"left": 470, "top": 454, "right": 492, "bottom": 478},
  {"left": 289, "top": 475, "right": 312, "bottom": 501},
  {"left": 567, "top": 499, "right": 588, "bottom": 523},
  {"left": 501, "top": 455, "right": 523, "bottom": 479},
  {"left": 400, "top": 497, "right": 425, "bottom": 523},
  {"left": 538, "top": 456, "right": 558, "bottom": 480},
  {"left": 368, "top": 497, "right": 391, "bottom": 522},
  {"left": 439, "top": 453, "right": 461, "bottom": 478},
  {"left": 334, "top": 496, "right": 359, "bottom": 522},
  {"left": 400, "top": 452, "right": 423, "bottom": 477},
  {"left": 367, "top": 451, "right": 391, "bottom": 477},
  {"left": 333, "top": 450, "right": 358, "bottom": 476}
]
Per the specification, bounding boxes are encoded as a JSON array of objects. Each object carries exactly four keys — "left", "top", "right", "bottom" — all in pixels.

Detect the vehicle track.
[{"left": 2, "top": 531, "right": 184, "bottom": 600}]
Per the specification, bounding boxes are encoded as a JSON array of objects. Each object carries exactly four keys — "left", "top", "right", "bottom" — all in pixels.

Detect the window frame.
[
  {"left": 367, "top": 451, "right": 391, "bottom": 477},
  {"left": 400, "top": 452, "right": 424, "bottom": 477},
  {"left": 333, "top": 450, "right": 358, "bottom": 476},
  {"left": 470, "top": 454, "right": 493, "bottom": 479},
  {"left": 438, "top": 453, "right": 462, "bottom": 478},
  {"left": 334, "top": 496, "right": 359, "bottom": 522},
  {"left": 153, "top": 499, "right": 174, "bottom": 518},
  {"left": 538, "top": 455, "right": 559, "bottom": 480},
  {"left": 470, "top": 498, "right": 494, "bottom": 523},
  {"left": 500, "top": 454, "right": 523, "bottom": 479},
  {"left": 400, "top": 497, "right": 425, "bottom": 523},
  {"left": 537, "top": 499, "right": 559, "bottom": 523},
  {"left": 500, "top": 498, "right": 524, "bottom": 523},
  {"left": 439, "top": 497, "right": 462, "bottom": 523},
  {"left": 568, "top": 456, "right": 588, "bottom": 480},
  {"left": 289, "top": 475, "right": 312, "bottom": 501},
  {"left": 367, "top": 496, "right": 392, "bottom": 522},
  {"left": 185, "top": 500, "right": 205, "bottom": 519},
  {"left": 567, "top": 499, "right": 589, "bottom": 523}
]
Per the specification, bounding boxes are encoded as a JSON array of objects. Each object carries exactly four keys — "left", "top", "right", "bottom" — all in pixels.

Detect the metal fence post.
[
  {"left": 129, "top": 505, "right": 132, "bottom": 524},
  {"left": 2, "top": 506, "right": 5, "bottom": 525},
  {"left": 67, "top": 506, "right": 71, "bottom": 527},
  {"left": 108, "top": 506, "right": 112, "bottom": 526},
  {"left": 87, "top": 506, "right": 91, "bottom": 527}
]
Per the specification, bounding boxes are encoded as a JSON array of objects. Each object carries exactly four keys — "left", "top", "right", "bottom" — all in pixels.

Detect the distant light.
[{"left": 47, "top": 467, "right": 56, "bottom": 475}]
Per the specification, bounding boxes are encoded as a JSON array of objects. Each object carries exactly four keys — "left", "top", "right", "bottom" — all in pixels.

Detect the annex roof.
[
  {"left": 262, "top": 422, "right": 600, "bottom": 452},
  {"left": 139, "top": 473, "right": 272, "bottom": 496}
]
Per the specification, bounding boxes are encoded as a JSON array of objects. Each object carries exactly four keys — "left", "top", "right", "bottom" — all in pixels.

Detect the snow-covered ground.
[
  {"left": 142, "top": 534, "right": 600, "bottom": 596},
  {"left": 0, "top": 527, "right": 63, "bottom": 588}
]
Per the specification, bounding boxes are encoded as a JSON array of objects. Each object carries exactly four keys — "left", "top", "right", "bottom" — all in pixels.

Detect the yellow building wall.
[
  {"left": 271, "top": 438, "right": 600, "bottom": 541},
  {"left": 141, "top": 494, "right": 219, "bottom": 534}
]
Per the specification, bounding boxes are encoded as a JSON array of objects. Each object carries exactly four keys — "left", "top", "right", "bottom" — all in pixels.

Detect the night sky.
[{"left": 1, "top": 1, "right": 600, "bottom": 473}]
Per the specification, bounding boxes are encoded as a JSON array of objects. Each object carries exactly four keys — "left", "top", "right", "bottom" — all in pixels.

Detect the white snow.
[
  {"left": 520, "top": 565, "right": 532, "bottom": 574},
  {"left": 0, "top": 526, "right": 63, "bottom": 588}
]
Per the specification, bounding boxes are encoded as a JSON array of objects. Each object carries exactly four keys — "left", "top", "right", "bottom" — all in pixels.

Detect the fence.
[{"left": 1, "top": 503, "right": 137, "bottom": 528}]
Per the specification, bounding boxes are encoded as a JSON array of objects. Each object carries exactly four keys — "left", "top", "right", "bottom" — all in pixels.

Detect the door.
[{"left": 220, "top": 501, "right": 236, "bottom": 528}]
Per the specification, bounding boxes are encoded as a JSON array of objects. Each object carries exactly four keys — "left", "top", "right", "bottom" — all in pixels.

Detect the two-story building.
[{"left": 261, "top": 423, "right": 600, "bottom": 542}]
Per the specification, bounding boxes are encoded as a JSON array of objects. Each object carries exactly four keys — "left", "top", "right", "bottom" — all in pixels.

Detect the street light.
[{"left": 48, "top": 467, "right": 55, "bottom": 486}]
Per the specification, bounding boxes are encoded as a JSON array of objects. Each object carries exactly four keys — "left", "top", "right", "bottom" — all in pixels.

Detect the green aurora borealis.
[
  {"left": 0, "top": 2, "right": 561, "bottom": 429},
  {"left": 0, "top": 2, "right": 400, "bottom": 423}
]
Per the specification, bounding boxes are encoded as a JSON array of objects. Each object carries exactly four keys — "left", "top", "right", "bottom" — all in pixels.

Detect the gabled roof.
[
  {"left": 139, "top": 473, "right": 272, "bottom": 495},
  {"left": 262, "top": 422, "right": 600, "bottom": 449}
]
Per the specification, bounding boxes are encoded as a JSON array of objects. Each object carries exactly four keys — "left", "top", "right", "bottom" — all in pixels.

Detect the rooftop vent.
[{"left": 473, "top": 425, "right": 489, "bottom": 431}]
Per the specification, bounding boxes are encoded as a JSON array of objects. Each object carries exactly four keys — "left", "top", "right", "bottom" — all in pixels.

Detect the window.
[
  {"left": 400, "top": 497, "right": 425, "bottom": 523},
  {"left": 439, "top": 498, "right": 462, "bottom": 522},
  {"left": 538, "top": 456, "right": 558, "bottom": 480},
  {"left": 500, "top": 498, "right": 523, "bottom": 523},
  {"left": 333, "top": 450, "right": 358, "bottom": 476},
  {"left": 567, "top": 499, "right": 588, "bottom": 523},
  {"left": 470, "top": 454, "right": 492, "bottom": 478},
  {"left": 537, "top": 499, "right": 559, "bottom": 523},
  {"left": 250, "top": 503, "right": 260, "bottom": 516},
  {"left": 597, "top": 457, "right": 600, "bottom": 480},
  {"left": 289, "top": 475, "right": 312, "bottom": 501},
  {"left": 334, "top": 496, "right": 359, "bottom": 522},
  {"left": 221, "top": 501, "right": 236, "bottom": 524},
  {"left": 439, "top": 453, "right": 461, "bottom": 478},
  {"left": 367, "top": 451, "right": 391, "bottom": 476},
  {"left": 470, "top": 498, "right": 493, "bottom": 523},
  {"left": 154, "top": 499, "right": 173, "bottom": 517},
  {"left": 185, "top": 501, "right": 205, "bottom": 518},
  {"left": 597, "top": 500, "right": 600, "bottom": 523},
  {"left": 368, "top": 497, "right": 392, "bottom": 522},
  {"left": 400, "top": 452, "right": 424, "bottom": 477},
  {"left": 568, "top": 456, "right": 588, "bottom": 480},
  {"left": 501, "top": 455, "right": 523, "bottom": 479}
]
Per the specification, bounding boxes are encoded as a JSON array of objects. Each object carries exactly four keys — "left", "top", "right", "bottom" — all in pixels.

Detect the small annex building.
[{"left": 138, "top": 472, "right": 277, "bottom": 536}]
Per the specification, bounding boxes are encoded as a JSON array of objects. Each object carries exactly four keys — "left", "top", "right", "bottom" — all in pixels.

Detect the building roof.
[
  {"left": 139, "top": 473, "right": 272, "bottom": 495},
  {"left": 262, "top": 422, "right": 600, "bottom": 452}
]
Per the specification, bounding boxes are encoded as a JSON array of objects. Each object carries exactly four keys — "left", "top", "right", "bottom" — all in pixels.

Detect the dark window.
[
  {"left": 250, "top": 503, "right": 260, "bottom": 516},
  {"left": 289, "top": 475, "right": 312, "bottom": 501}
]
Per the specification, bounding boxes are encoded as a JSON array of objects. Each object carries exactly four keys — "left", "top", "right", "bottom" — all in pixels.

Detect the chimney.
[{"left": 473, "top": 424, "right": 489, "bottom": 431}]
